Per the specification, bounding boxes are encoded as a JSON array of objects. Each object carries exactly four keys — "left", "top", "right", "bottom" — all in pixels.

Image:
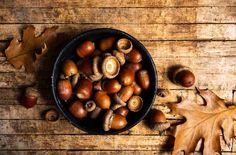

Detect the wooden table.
[{"left": 0, "top": 0, "right": 236, "bottom": 154}]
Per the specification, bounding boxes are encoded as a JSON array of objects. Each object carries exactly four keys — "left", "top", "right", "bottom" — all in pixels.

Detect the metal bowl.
[{"left": 51, "top": 28, "right": 158, "bottom": 134}]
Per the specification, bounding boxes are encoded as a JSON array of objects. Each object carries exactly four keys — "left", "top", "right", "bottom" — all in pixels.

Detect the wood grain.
[
  {"left": 0, "top": 0, "right": 236, "bottom": 8},
  {"left": 2, "top": 40, "right": 236, "bottom": 57},
  {"left": 1, "top": 24, "right": 236, "bottom": 41},
  {"left": 0, "top": 0, "right": 236, "bottom": 154},
  {"left": 1, "top": 7, "right": 236, "bottom": 24},
  {"left": 0, "top": 119, "right": 182, "bottom": 135},
  {"left": 0, "top": 135, "right": 231, "bottom": 152},
  {"left": 0, "top": 151, "right": 235, "bottom": 155},
  {"left": 0, "top": 135, "right": 174, "bottom": 150}
]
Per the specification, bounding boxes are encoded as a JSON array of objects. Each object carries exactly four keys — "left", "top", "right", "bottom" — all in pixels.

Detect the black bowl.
[{"left": 51, "top": 28, "right": 158, "bottom": 134}]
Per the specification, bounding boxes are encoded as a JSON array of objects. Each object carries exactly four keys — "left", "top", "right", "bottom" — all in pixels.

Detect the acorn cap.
[
  {"left": 45, "top": 108, "right": 60, "bottom": 122},
  {"left": 103, "top": 110, "right": 114, "bottom": 131},
  {"left": 128, "top": 96, "right": 143, "bottom": 112},
  {"left": 117, "top": 38, "right": 133, "bottom": 54},
  {"left": 113, "top": 93, "right": 127, "bottom": 106},
  {"left": 84, "top": 100, "right": 96, "bottom": 112},
  {"left": 25, "top": 87, "right": 40, "bottom": 98},
  {"left": 102, "top": 55, "right": 120, "bottom": 79},
  {"left": 112, "top": 50, "right": 126, "bottom": 65}
]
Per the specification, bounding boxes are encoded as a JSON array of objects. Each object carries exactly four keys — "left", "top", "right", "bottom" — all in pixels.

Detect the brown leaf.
[
  {"left": 4, "top": 26, "right": 58, "bottom": 72},
  {"left": 168, "top": 88, "right": 236, "bottom": 155}
]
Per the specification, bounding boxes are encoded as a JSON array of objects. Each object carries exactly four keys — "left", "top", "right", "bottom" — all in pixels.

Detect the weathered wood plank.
[
  {"left": 0, "top": 7, "right": 196, "bottom": 24},
  {"left": 0, "top": 105, "right": 55, "bottom": 119},
  {"left": 0, "top": 119, "right": 182, "bottom": 135},
  {"left": 0, "top": 151, "right": 234, "bottom": 155},
  {"left": 0, "top": 151, "right": 170, "bottom": 155},
  {"left": 1, "top": 0, "right": 236, "bottom": 8},
  {"left": 0, "top": 135, "right": 174, "bottom": 150},
  {"left": 0, "top": 120, "right": 85, "bottom": 135},
  {"left": 1, "top": 7, "right": 236, "bottom": 24},
  {"left": 1, "top": 24, "right": 236, "bottom": 41},
  {"left": 1, "top": 40, "right": 236, "bottom": 58},
  {"left": 0, "top": 135, "right": 231, "bottom": 152}
]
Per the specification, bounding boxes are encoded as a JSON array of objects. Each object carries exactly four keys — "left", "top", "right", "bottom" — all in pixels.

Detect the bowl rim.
[{"left": 51, "top": 28, "right": 158, "bottom": 134}]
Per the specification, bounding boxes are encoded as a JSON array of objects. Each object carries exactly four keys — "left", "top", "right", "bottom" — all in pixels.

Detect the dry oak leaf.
[
  {"left": 4, "top": 26, "right": 58, "bottom": 72},
  {"left": 168, "top": 88, "right": 236, "bottom": 155}
]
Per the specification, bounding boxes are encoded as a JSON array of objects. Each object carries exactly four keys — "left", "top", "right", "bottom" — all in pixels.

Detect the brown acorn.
[
  {"left": 173, "top": 67, "right": 195, "bottom": 87},
  {"left": 117, "top": 86, "right": 134, "bottom": 102},
  {"left": 119, "top": 68, "right": 135, "bottom": 86},
  {"left": 78, "top": 60, "right": 93, "bottom": 75},
  {"left": 102, "top": 79, "right": 122, "bottom": 94},
  {"left": 115, "top": 107, "right": 129, "bottom": 117},
  {"left": 126, "top": 49, "right": 142, "bottom": 63},
  {"left": 76, "top": 79, "right": 93, "bottom": 100},
  {"left": 94, "top": 91, "right": 111, "bottom": 109},
  {"left": 57, "top": 79, "right": 72, "bottom": 101},
  {"left": 22, "top": 87, "right": 40, "bottom": 108},
  {"left": 69, "top": 100, "right": 87, "bottom": 119},
  {"left": 103, "top": 110, "right": 127, "bottom": 131},
  {"left": 137, "top": 70, "right": 150, "bottom": 90},
  {"left": 99, "top": 37, "right": 115, "bottom": 51},
  {"left": 132, "top": 81, "right": 142, "bottom": 95},
  {"left": 76, "top": 41, "right": 95, "bottom": 58},
  {"left": 124, "top": 63, "right": 142, "bottom": 72},
  {"left": 62, "top": 60, "right": 78, "bottom": 77}
]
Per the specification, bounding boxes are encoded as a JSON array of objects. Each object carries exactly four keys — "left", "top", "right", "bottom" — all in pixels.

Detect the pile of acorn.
[{"left": 57, "top": 37, "right": 150, "bottom": 131}]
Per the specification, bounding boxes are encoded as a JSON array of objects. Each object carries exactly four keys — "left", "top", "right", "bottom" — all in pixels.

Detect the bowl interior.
[{"left": 51, "top": 28, "right": 157, "bottom": 134}]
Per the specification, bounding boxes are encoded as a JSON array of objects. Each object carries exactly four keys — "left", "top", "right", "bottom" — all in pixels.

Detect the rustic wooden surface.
[{"left": 0, "top": 0, "right": 236, "bottom": 154}]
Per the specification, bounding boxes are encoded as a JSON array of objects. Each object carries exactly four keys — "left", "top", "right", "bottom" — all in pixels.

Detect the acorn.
[
  {"left": 149, "top": 109, "right": 170, "bottom": 132},
  {"left": 103, "top": 110, "right": 127, "bottom": 131},
  {"left": 137, "top": 70, "right": 150, "bottom": 90},
  {"left": 76, "top": 40, "right": 95, "bottom": 58},
  {"left": 132, "top": 81, "right": 142, "bottom": 95},
  {"left": 57, "top": 79, "right": 72, "bottom": 101},
  {"left": 119, "top": 68, "right": 135, "bottom": 86},
  {"left": 124, "top": 63, "right": 142, "bottom": 72},
  {"left": 173, "top": 67, "right": 195, "bottom": 87},
  {"left": 21, "top": 87, "right": 40, "bottom": 109},
  {"left": 102, "top": 79, "right": 122, "bottom": 94},
  {"left": 62, "top": 60, "right": 78, "bottom": 77},
  {"left": 69, "top": 100, "right": 87, "bottom": 119},
  {"left": 117, "top": 86, "right": 134, "bottom": 103},
  {"left": 126, "top": 49, "right": 142, "bottom": 63},
  {"left": 76, "top": 79, "right": 93, "bottom": 100},
  {"left": 94, "top": 91, "right": 111, "bottom": 109},
  {"left": 78, "top": 60, "right": 93, "bottom": 76},
  {"left": 117, "top": 38, "right": 133, "bottom": 54},
  {"left": 115, "top": 107, "right": 129, "bottom": 117},
  {"left": 99, "top": 37, "right": 115, "bottom": 51}
]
